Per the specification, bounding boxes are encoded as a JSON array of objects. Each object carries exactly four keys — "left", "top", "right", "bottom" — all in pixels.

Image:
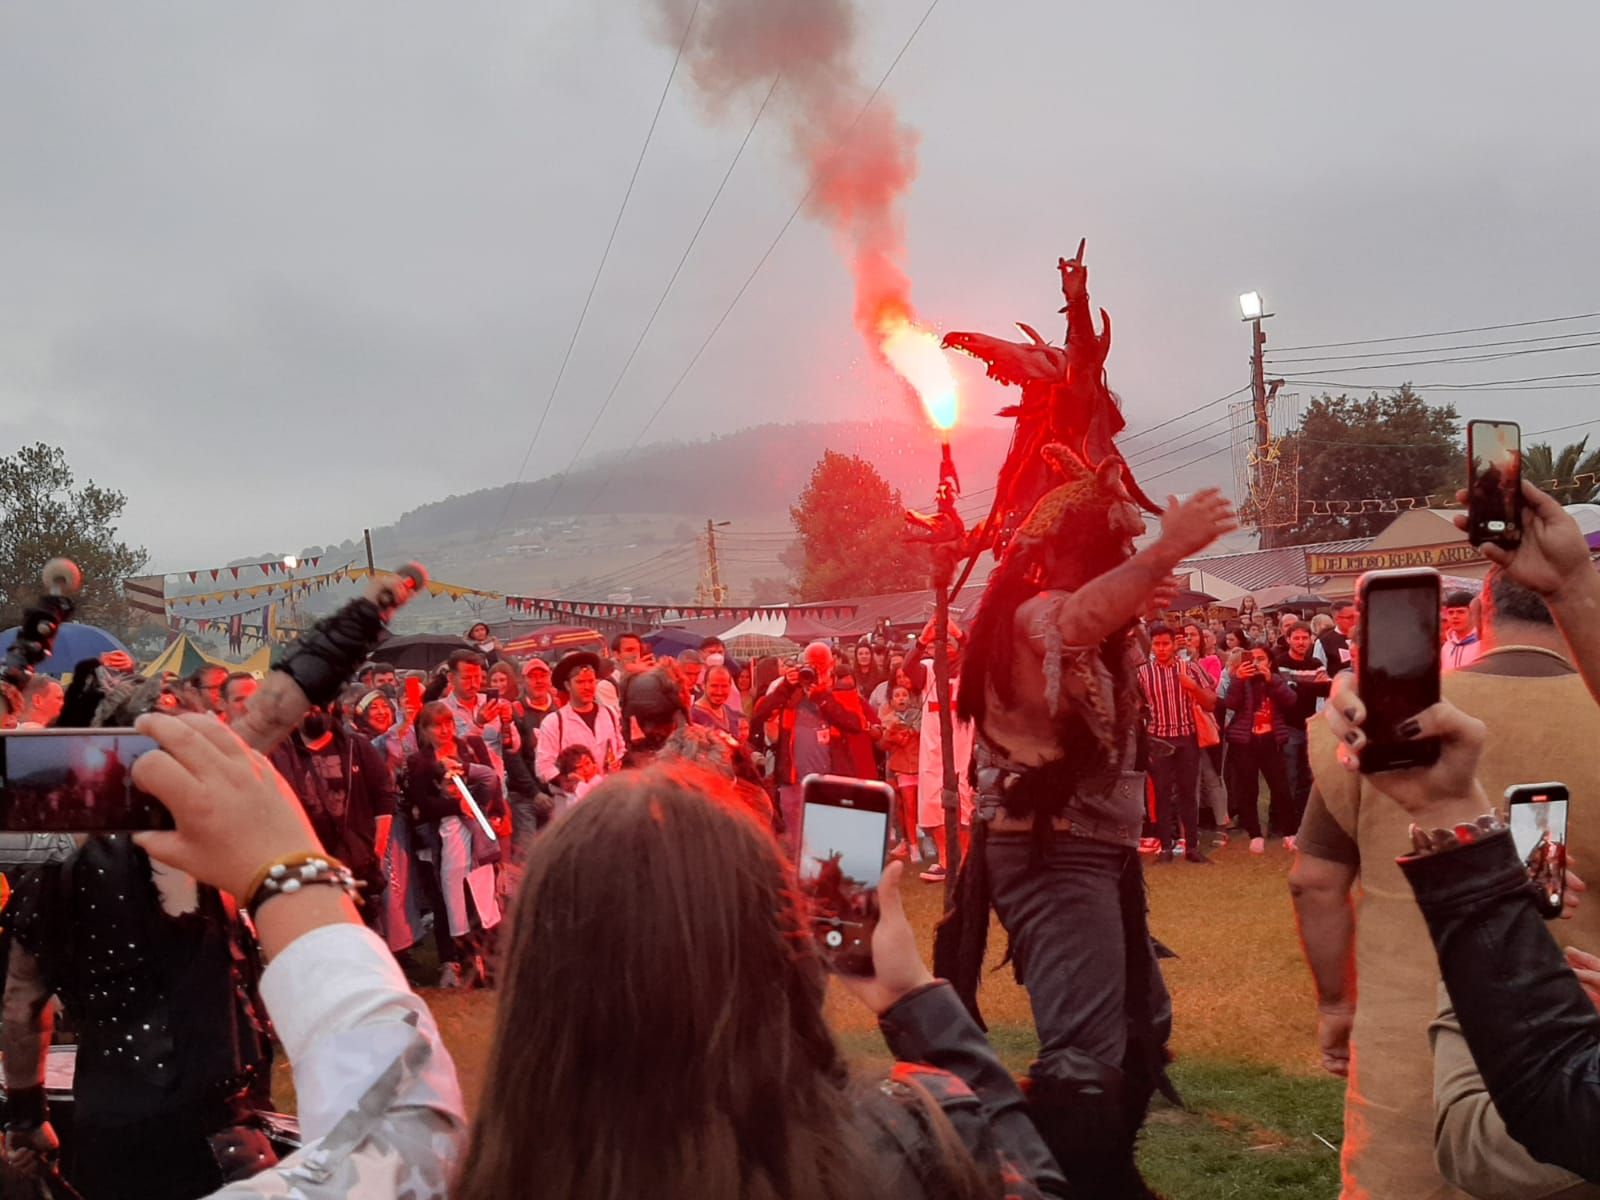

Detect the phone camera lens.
[{"left": 824, "top": 930, "right": 844, "bottom": 948}]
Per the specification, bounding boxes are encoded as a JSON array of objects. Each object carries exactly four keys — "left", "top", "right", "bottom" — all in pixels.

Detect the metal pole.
[
  {"left": 705, "top": 518, "right": 727, "bottom": 606},
  {"left": 363, "top": 528, "right": 376, "bottom": 573},
  {"left": 932, "top": 574, "right": 961, "bottom": 906}
]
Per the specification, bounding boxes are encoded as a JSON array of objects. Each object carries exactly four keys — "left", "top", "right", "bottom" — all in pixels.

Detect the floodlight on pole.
[
  {"left": 1238, "top": 291, "right": 1265, "bottom": 321},
  {"left": 282, "top": 555, "right": 299, "bottom": 570}
]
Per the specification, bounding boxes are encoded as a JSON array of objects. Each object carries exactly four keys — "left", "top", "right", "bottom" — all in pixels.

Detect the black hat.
[
  {"left": 552, "top": 651, "right": 603, "bottom": 694},
  {"left": 1443, "top": 588, "right": 1477, "bottom": 609}
]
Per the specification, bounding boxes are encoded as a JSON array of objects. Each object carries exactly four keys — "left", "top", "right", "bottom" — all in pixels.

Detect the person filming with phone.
[
  {"left": 1289, "top": 476, "right": 1600, "bottom": 1200},
  {"left": 751, "top": 642, "right": 868, "bottom": 855}
]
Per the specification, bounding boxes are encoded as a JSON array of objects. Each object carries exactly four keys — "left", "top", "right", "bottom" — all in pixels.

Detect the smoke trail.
[{"left": 648, "top": 0, "right": 928, "bottom": 367}]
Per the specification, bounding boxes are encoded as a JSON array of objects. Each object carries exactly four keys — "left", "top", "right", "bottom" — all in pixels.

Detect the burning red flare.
[{"left": 874, "top": 302, "right": 958, "bottom": 432}]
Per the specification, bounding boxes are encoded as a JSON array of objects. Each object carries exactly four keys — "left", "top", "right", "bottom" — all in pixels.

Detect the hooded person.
[
  {"left": 618, "top": 662, "right": 691, "bottom": 769},
  {"left": 465, "top": 622, "right": 508, "bottom": 666},
  {"left": 932, "top": 437, "right": 1237, "bottom": 1198}
]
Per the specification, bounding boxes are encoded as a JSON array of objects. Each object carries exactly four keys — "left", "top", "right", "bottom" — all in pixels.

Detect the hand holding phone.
[
  {"left": 1467, "top": 420, "right": 1523, "bottom": 550},
  {"left": 799, "top": 773, "right": 893, "bottom": 976},
  {"left": 1356, "top": 569, "right": 1442, "bottom": 773},
  {"left": 831, "top": 862, "right": 935, "bottom": 1014}
]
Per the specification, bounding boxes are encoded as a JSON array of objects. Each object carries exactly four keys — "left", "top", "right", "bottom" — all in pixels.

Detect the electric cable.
[
  {"left": 488, "top": 0, "right": 703, "bottom": 541},
  {"left": 1271, "top": 311, "right": 1600, "bottom": 354},
  {"left": 574, "top": 0, "right": 945, "bottom": 514},
  {"left": 534, "top": 71, "right": 783, "bottom": 518},
  {"left": 1267, "top": 326, "right": 1600, "bottom": 365},
  {"left": 1273, "top": 339, "right": 1600, "bottom": 376}
]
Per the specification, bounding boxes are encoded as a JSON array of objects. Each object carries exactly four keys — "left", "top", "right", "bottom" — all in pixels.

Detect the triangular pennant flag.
[
  {"left": 188, "top": 572, "right": 198, "bottom": 583},
  {"left": 230, "top": 567, "right": 240, "bottom": 579}
]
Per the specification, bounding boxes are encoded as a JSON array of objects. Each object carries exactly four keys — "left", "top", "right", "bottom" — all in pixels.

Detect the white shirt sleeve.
[
  {"left": 212, "top": 923, "right": 467, "bottom": 1197},
  {"left": 535, "top": 712, "right": 562, "bottom": 783}
]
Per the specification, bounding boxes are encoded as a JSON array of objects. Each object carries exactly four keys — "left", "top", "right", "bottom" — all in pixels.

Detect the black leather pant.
[{"left": 987, "top": 832, "right": 1170, "bottom": 1198}]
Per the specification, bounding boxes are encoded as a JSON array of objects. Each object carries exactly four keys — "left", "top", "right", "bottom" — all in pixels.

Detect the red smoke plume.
[{"left": 649, "top": 0, "right": 956, "bottom": 429}]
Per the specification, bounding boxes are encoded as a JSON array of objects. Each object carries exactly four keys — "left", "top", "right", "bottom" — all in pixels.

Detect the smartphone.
[
  {"left": 1467, "top": 420, "right": 1522, "bottom": 549},
  {"left": 0, "top": 729, "right": 171, "bottom": 832},
  {"left": 482, "top": 687, "right": 500, "bottom": 704},
  {"left": 1507, "top": 782, "right": 1568, "bottom": 919},
  {"left": 1356, "top": 568, "right": 1442, "bottom": 773},
  {"left": 799, "top": 773, "right": 894, "bottom": 976}
]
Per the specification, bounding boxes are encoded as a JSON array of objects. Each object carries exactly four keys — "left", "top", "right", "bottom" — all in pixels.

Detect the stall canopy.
[{"left": 140, "top": 634, "right": 268, "bottom": 679}]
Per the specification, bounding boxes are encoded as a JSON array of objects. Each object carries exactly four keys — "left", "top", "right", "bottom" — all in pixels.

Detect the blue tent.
[{"left": 0, "top": 624, "right": 130, "bottom": 677}]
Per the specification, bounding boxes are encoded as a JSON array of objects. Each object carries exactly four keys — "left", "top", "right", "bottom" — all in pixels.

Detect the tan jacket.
[
  {"left": 1431, "top": 988, "right": 1600, "bottom": 1200},
  {"left": 1314, "top": 666, "right": 1600, "bottom": 1200}
]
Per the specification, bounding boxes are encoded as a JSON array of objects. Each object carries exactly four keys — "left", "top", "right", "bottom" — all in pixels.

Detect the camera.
[{"left": 796, "top": 664, "right": 818, "bottom": 687}]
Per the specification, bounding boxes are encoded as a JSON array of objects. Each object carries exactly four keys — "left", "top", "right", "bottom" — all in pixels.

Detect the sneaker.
[
  {"left": 1283, "top": 835, "right": 1297, "bottom": 852},
  {"left": 1156, "top": 847, "right": 1175, "bottom": 864},
  {"left": 919, "top": 863, "right": 947, "bottom": 883},
  {"left": 437, "top": 962, "right": 463, "bottom": 989},
  {"left": 1249, "top": 837, "right": 1265, "bottom": 854},
  {"left": 1184, "top": 850, "right": 1213, "bottom": 865}
]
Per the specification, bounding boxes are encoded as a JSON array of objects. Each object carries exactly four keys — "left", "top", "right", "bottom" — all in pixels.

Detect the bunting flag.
[
  {"left": 345, "top": 567, "right": 500, "bottom": 603},
  {"left": 500, "top": 594, "right": 859, "bottom": 625},
  {"left": 123, "top": 575, "right": 168, "bottom": 618}
]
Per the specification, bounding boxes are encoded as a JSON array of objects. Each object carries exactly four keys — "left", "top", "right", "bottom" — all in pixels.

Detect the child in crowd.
[
  {"left": 878, "top": 684, "right": 923, "bottom": 862},
  {"left": 549, "top": 745, "right": 600, "bottom": 819}
]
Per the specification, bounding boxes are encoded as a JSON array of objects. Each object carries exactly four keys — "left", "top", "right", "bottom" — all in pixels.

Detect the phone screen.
[
  {"left": 1468, "top": 420, "right": 1522, "bottom": 548},
  {"left": 1508, "top": 783, "right": 1568, "bottom": 917},
  {"left": 0, "top": 730, "right": 171, "bottom": 832},
  {"left": 1357, "top": 571, "right": 1442, "bottom": 772},
  {"left": 799, "top": 774, "right": 892, "bottom": 976}
]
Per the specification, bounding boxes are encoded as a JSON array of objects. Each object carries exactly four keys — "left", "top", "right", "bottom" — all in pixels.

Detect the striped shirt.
[{"left": 1138, "top": 657, "right": 1212, "bottom": 739}]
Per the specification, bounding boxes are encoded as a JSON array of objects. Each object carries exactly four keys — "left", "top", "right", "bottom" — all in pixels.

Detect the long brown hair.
[{"left": 455, "top": 766, "right": 978, "bottom": 1200}]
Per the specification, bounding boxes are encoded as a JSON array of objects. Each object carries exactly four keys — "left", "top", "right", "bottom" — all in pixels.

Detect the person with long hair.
[
  {"left": 404, "top": 701, "right": 504, "bottom": 988},
  {"left": 103, "top": 713, "right": 1068, "bottom": 1200},
  {"left": 457, "top": 763, "right": 1064, "bottom": 1200},
  {"left": 941, "top": 439, "right": 1237, "bottom": 1195}
]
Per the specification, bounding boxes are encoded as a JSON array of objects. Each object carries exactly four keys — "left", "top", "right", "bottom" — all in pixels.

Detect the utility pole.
[
  {"left": 698, "top": 519, "right": 731, "bottom": 607},
  {"left": 1239, "top": 292, "right": 1284, "bottom": 548},
  {"left": 363, "top": 528, "right": 376, "bottom": 573}
]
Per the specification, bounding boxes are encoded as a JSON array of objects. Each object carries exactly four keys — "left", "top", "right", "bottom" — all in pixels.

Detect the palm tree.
[{"left": 1523, "top": 437, "right": 1600, "bottom": 504}]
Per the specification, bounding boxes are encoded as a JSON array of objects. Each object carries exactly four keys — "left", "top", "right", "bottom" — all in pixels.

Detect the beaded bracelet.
[
  {"left": 243, "top": 852, "right": 361, "bottom": 919},
  {"left": 1405, "top": 810, "right": 1508, "bottom": 858}
]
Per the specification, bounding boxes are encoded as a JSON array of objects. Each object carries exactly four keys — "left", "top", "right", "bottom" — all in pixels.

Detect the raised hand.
[
  {"left": 1455, "top": 480, "right": 1593, "bottom": 600},
  {"left": 1158, "top": 490, "right": 1239, "bottom": 561}
]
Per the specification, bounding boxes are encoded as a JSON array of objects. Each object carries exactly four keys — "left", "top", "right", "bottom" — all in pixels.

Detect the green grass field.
[{"left": 380, "top": 834, "right": 1345, "bottom": 1197}]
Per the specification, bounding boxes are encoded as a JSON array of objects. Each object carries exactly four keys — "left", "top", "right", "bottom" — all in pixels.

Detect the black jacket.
[
  {"left": 269, "top": 730, "right": 396, "bottom": 885},
  {"left": 403, "top": 735, "right": 501, "bottom": 825},
  {"left": 872, "top": 981, "right": 1068, "bottom": 1198},
  {"left": 1402, "top": 831, "right": 1600, "bottom": 1182}
]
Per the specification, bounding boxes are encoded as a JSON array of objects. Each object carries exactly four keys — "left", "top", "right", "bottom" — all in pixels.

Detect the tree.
[
  {"left": 1277, "top": 385, "right": 1462, "bottom": 541},
  {"left": 0, "top": 443, "right": 150, "bottom": 639},
  {"left": 788, "top": 452, "right": 926, "bottom": 601},
  {"left": 750, "top": 576, "right": 793, "bottom": 606},
  {"left": 1524, "top": 437, "right": 1600, "bottom": 505}
]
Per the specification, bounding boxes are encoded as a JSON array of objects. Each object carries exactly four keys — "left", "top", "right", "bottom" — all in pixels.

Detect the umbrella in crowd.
[
  {"left": 370, "top": 633, "right": 474, "bottom": 672},
  {"left": 0, "top": 623, "right": 129, "bottom": 677},
  {"left": 1263, "top": 593, "right": 1329, "bottom": 613}
]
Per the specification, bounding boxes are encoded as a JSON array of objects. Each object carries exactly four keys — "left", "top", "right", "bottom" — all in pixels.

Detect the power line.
[
  {"left": 1118, "top": 386, "right": 1251, "bottom": 446},
  {"left": 1267, "top": 326, "right": 1600, "bottom": 365},
  {"left": 1528, "top": 417, "right": 1600, "bottom": 440},
  {"left": 1139, "top": 445, "right": 1234, "bottom": 485},
  {"left": 534, "top": 70, "right": 782, "bottom": 518},
  {"left": 1273, "top": 339, "right": 1600, "bottom": 376},
  {"left": 1271, "top": 311, "right": 1600, "bottom": 354},
  {"left": 488, "top": 0, "right": 703, "bottom": 540},
  {"left": 574, "top": 0, "right": 944, "bottom": 514},
  {"left": 1281, "top": 371, "right": 1600, "bottom": 392}
]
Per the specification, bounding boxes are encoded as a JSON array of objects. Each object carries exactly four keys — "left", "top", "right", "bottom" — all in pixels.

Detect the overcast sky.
[{"left": 4, "top": 1, "right": 1599, "bottom": 571}]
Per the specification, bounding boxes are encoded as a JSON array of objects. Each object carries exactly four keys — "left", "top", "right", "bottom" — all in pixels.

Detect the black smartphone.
[
  {"left": 1356, "top": 568, "right": 1442, "bottom": 773},
  {"left": 482, "top": 687, "right": 500, "bottom": 704},
  {"left": 0, "top": 729, "right": 171, "bottom": 832},
  {"left": 1507, "top": 782, "right": 1568, "bottom": 919},
  {"left": 799, "top": 773, "right": 893, "bottom": 976},
  {"left": 1467, "top": 420, "right": 1523, "bottom": 549}
]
